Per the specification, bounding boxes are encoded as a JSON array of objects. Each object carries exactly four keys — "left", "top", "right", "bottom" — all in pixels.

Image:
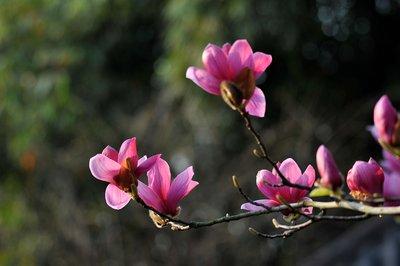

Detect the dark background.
[{"left": 0, "top": 0, "right": 399, "bottom": 265}]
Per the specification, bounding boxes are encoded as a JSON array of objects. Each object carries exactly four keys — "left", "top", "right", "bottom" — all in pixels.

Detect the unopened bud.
[
  {"left": 232, "top": 175, "right": 240, "bottom": 188},
  {"left": 253, "top": 148, "right": 264, "bottom": 158}
]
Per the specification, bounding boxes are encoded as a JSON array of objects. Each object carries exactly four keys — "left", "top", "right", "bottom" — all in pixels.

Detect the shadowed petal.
[
  {"left": 167, "top": 166, "right": 198, "bottom": 209},
  {"left": 105, "top": 184, "right": 131, "bottom": 210},
  {"left": 118, "top": 138, "right": 138, "bottom": 166},
  {"left": 186, "top": 67, "right": 221, "bottom": 95},
  {"left": 135, "top": 154, "right": 161, "bottom": 177},
  {"left": 256, "top": 169, "right": 280, "bottom": 200},
  {"left": 241, "top": 199, "right": 279, "bottom": 212},
  {"left": 290, "top": 174, "right": 310, "bottom": 201},
  {"left": 137, "top": 181, "right": 165, "bottom": 213},
  {"left": 252, "top": 52, "right": 272, "bottom": 79},
  {"left": 102, "top": 146, "right": 118, "bottom": 162},
  {"left": 146, "top": 158, "right": 171, "bottom": 201},
  {"left": 89, "top": 154, "right": 121, "bottom": 182},
  {"left": 202, "top": 44, "right": 230, "bottom": 80},
  {"left": 383, "top": 173, "right": 400, "bottom": 200},
  {"left": 382, "top": 151, "right": 400, "bottom": 174},
  {"left": 222, "top": 43, "right": 231, "bottom": 55},
  {"left": 245, "top": 87, "right": 266, "bottom": 117},
  {"left": 303, "top": 164, "right": 316, "bottom": 187}
]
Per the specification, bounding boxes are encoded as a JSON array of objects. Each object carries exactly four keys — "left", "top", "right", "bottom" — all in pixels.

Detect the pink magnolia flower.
[
  {"left": 241, "top": 158, "right": 315, "bottom": 214},
  {"left": 316, "top": 145, "right": 342, "bottom": 190},
  {"left": 89, "top": 137, "right": 160, "bottom": 210},
  {"left": 346, "top": 158, "right": 385, "bottom": 200},
  {"left": 138, "top": 158, "right": 199, "bottom": 217},
  {"left": 186, "top": 39, "right": 272, "bottom": 117},
  {"left": 373, "top": 95, "right": 399, "bottom": 145}
]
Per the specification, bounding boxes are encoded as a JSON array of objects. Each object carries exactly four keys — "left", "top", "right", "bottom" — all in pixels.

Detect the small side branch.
[{"left": 238, "top": 111, "right": 312, "bottom": 191}]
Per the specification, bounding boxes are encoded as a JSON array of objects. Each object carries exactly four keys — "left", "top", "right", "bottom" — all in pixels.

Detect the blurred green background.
[{"left": 0, "top": 0, "right": 399, "bottom": 265}]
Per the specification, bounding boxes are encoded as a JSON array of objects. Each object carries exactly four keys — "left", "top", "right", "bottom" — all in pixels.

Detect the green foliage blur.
[{"left": 0, "top": 0, "right": 399, "bottom": 265}]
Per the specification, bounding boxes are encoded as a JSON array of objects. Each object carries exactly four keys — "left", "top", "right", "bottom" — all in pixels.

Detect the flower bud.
[
  {"left": 316, "top": 145, "right": 342, "bottom": 190},
  {"left": 374, "top": 95, "right": 398, "bottom": 145},
  {"left": 347, "top": 158, "right": 385, "bottom": 200}
]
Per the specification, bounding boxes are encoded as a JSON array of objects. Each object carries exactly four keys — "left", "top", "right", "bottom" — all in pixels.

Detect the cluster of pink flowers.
[
  {"left": 89, "top": 39, "right": 400, "bottom": 221},
  {"left": 89, "top": 137, "right": 198, "bottom": 215}
]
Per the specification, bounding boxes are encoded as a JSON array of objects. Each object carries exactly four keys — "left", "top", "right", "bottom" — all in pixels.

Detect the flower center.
[{"left": 114, "top": 158, "right": 137, "bottom": 192}]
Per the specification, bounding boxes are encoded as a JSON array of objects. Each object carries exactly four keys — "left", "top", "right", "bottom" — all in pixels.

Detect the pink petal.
[
  {"left": 245, "top": 87, "right": 266, "bottom": 117},
  {"left": 118, "top": 138, "right": 138, "bottom": 166},
  {"left": 289, "top": 174, "right": 310, "bottom": 201},
  {"left": 279, "top": 158, "right": 302, "bottom": 183},
  {"left": 146, "top": 158, "right": 171, "bottom": 201},
  {"left": 241, "top": 199, "right": 279, "bottom": 212},
  {"left": 222, "top": 43, "right": 231, "bottom": 55},
  {"left": 135, "top": 154, "right": 161, "bottom": 177},
  {"left": 256, "top": 169, "right": 280, "bottom": 199},
  {"left": 202, "top": 44, "right": 230, "bottom": 80},
  {"left": 382, "top": 151, "right": 400, "bottom": 174},
  {"left": 167, "top": 166, "right": 198, "bottom": 209},
  {"left": 186, "top": 67, "right": 221, "bottom": 95},
  {"left": 383, "top": 173, "right": 400, "bottom": 200},
  {"left": 303, "top": 164, "right": 316, "bottom": 187},
  {"left": 137, "top": 155, "right": 147, "bottom": 166},
  {"left": 228, "top": 39, "right": 254, "bottom": 77},
  {"left": 89, "top": 154, "right": 121, "bottom": 183},
  {"left": 252, "top": 52, "right": 272, "bottom": 79},
  {"left": 105, "top": 184, "right": 131, "bottom": 210},
  {"left": 272, "top": 162, "right": 282, "bottom": 176},
  {"left": 137, "top": 181, "right": 165, "bottom": 213},
  {"left": 102, "top": 146, "right": 118, "bottom": 162}
]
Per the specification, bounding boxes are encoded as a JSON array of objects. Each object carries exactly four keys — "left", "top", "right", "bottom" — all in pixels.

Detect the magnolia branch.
[
  {"left": 135, "top": 195, "right": 398, "bottom": 231},
  {"left": 238, "top": 110, "right": 312, "bottom": 191}
]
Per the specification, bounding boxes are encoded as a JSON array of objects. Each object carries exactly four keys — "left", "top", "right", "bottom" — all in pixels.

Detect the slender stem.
[{"left": 238, "top": 111, "right": 312, "bottom": 191}]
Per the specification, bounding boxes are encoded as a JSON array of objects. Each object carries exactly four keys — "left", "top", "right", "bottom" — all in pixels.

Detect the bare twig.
[{"left": 232, "top": 175, "right": 270, "bottom": 210}]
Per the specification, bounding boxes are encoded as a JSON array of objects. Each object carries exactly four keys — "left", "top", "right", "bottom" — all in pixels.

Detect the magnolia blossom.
[
  {"left": 241, "top": 158, "right": 315, "bottom": 214},
  {"left": 186, "top": 39, "right": 272, "bottom": 117},
  {"left": 347, "top": 158, "right": 384, "bottom": 200},
  {"left": 138, "top": 158, "right": 198, "bottom": 216},
  {"left": 373, "top": 95, "right": 399, "bottom": 145},
  {"left": 316, "top": 145, "right": 342, "bottom": 190},
  {"left": 89, "top": 137, "right": 160, "bottom": 210}
]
